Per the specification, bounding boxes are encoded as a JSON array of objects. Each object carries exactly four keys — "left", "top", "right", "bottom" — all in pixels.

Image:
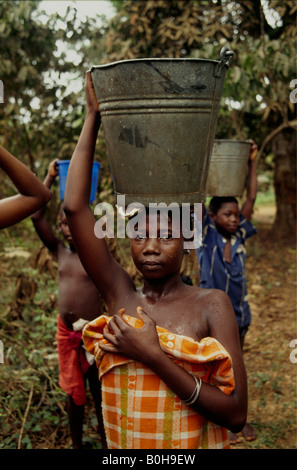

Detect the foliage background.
[{"left": 0, "top": 0, "right": 296, "bottom": 449}]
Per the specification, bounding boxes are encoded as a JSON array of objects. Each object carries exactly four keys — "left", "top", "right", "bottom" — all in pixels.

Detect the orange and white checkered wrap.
[{"left": 83, "top": 314, "right": 235, "bottom": 449}]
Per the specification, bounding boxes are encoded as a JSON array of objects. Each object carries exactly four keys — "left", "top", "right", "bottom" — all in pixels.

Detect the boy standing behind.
[
  {"left": 197, "top": 143, "right": 258, "bottom": 443},
  {"left": 31, "top": 160, "right": 106, "bottom": 449}
]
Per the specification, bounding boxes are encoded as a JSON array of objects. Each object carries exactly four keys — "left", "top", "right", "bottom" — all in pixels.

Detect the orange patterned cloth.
[{"left": 83, "top": 314, "right": 235, "bottom": 449}]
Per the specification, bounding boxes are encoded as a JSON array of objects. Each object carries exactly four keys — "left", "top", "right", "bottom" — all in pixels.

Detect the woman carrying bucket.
[{"left": 63, "top": 72, "right": 248, "bottom": 449}]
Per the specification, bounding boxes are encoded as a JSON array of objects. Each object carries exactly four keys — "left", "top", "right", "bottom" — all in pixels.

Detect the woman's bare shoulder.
[
  {"left": 192, "top": 285, "right": 231, "bottom": 303},
  {"left": 192, "top": 286, "right": 235, "bottom": 322}
]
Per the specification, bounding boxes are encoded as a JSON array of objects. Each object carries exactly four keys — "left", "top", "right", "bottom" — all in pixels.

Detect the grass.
[{"left": 255, "top": 187, "right": 275, "bottom": 206}]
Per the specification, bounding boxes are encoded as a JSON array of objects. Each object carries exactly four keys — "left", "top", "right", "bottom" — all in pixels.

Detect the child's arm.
[
  {"left": 101, "top": 294, "right": 247, "bottom": 434},
  {"left": 31, "top": 160, "right": 61, "bottom": 253},
  {"left": 63, "top": 73, "right": 133, "bottom": 308},
  {"left": 0, "top": 146, "right": 51, "bottom": 229},
  {"left": 241, "top": 141, "right": 257, "bottom": 221}
]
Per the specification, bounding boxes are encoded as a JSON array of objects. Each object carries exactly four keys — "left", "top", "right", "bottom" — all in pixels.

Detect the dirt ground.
[{"left": 231, "top": 204, "right": 297, "bottom": 449}]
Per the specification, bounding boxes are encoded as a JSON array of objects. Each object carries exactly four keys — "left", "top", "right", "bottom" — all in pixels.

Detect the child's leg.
[
  {"left": 66, "top": 395, "right": 84, "bottom": 449},
  {"left": 86, "top": 363, "right": 107, "bottom": 448}
]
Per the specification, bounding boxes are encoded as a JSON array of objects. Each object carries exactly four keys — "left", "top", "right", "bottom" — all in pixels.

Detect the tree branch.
[
  {"left": 18, "top": 386, "right": 34, "bottom": 449},
  {"left": 257, "top": 119, "right": 297, "bottom": 161}
]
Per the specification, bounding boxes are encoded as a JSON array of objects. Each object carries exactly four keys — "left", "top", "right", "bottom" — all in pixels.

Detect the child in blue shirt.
[{"left": 197, "top": 142, "right": 258, "bottom": 443}]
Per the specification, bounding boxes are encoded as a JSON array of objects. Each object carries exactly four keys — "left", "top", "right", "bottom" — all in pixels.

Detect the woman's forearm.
[
  {"left": 241, "top": 159, "right": 257, "bottom": 219},
  {"left": 246, "top": 160, "right": 257, "bottom": 202},
  {"left": 146, "top": 347, "right": 246, "bottom": 433},
  {"left": 0, "top": 146, "right": 51, "bottom": 228},
  {"left": 0, "top": 146, "right": 51, "bottom": 200}
]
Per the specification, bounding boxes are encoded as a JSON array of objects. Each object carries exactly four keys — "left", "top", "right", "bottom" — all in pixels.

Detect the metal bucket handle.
[{"left": 214, "top": 47, "right": 234, "bottom": 77}]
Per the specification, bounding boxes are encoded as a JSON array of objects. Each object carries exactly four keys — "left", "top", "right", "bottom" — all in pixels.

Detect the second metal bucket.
[
  {"left": 91, "top": 49, "right": 233, "bottom": 207},
  {"left": 206, "top": 139, "right": 251, "bottom": 197}
]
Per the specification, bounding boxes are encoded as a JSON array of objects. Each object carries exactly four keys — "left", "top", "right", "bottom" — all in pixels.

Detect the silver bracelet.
[{"left": 182, "top": 374, "right": 202, "bottom": 406}]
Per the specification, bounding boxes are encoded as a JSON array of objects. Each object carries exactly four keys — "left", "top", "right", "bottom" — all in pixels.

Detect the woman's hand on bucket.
[{"left": 85, "top": 71, "right": 100, "bottom": 116}]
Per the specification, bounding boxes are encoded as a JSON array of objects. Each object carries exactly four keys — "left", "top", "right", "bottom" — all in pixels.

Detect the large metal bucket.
[
  {"left": 206, "top": 139, "right": 251, "bottom": 197},
  {"left": 91, "top": 48, "right": 233, "bottom": 207}
]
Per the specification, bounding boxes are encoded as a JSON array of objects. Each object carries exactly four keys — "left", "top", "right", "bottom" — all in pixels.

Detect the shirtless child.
[{"left": 31, "top": 160, "right": 106, "bottom": 449}]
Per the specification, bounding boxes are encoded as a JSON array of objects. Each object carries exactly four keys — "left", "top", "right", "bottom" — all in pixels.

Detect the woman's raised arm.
[{"left": 63, "top": 73, "right": 132, "bottom": 308}]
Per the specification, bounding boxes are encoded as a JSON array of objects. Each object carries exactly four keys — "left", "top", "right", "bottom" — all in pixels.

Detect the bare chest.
[
  {"left": 113, "top": 290, "right": 209, "bottom": 341},
  {"left": 57, "top": 248, "right": 89, "bottom": 281}
]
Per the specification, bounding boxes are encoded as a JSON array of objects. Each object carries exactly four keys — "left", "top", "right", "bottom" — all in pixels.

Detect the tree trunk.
[{"left": 272, "top": 128, "right": 297, "bottom": 238}]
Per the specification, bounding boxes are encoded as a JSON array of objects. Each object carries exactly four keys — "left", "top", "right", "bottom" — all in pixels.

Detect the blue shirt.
[{"left": 197, "top": 209, "right": 257, "bottom": 329}]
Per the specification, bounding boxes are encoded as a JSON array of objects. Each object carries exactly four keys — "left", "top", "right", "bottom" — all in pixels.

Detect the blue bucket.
[{"left": 57, "top": 160, "right": 100, "bottom": 203}]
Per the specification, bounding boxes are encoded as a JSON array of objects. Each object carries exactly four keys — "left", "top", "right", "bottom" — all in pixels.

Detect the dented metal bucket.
[
  {"left": 206, "top": 139, "right": 251, "bottom": 197},
  {"left": 91, "top": 49, "right": 233, "bottom": 207}
]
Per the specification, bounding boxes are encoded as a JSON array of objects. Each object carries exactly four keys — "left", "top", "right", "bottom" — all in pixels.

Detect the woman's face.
[{"left": 130, "top": 211, "right": 185, "bottom": 280}]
